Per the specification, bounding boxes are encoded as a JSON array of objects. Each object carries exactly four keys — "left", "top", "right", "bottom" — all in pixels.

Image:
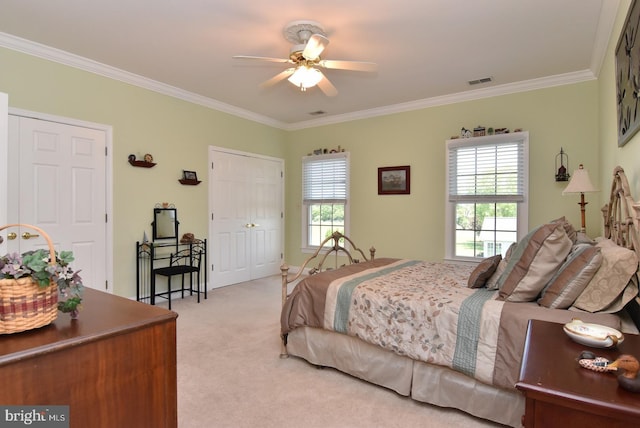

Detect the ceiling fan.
[{"left": 233, "top": 20, "right": 377, "bottom": 96}]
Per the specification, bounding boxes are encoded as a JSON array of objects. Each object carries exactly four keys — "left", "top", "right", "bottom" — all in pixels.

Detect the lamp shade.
[{"left": 562, "top": 164, "right": 597, "bottom": 194}]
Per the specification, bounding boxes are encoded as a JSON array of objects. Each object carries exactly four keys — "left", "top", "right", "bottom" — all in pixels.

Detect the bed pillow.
[
  {"left": 551, "top": 216, "right": 577, "bottom": 244},
  {"left": 467, "top": 255, "right": 502, "bottom": 288},
  {"left": 537, "top": 244, "right": 602, "bottom": 309},
  {"left": 485, "top": 243, "right": 515, "bottom": 290},
  {"left": 571, "top": 239, "right": 639, "bottom": 312},
  {"left": 497, "top": 223, "right": 573, "bottom": 302}
]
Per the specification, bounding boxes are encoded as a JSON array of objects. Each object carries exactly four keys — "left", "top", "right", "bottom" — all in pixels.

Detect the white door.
[
  {"left": 209, "top": 148, "right": 283, "bottom": 288},
  {"left": 7, "top": 115, "right": 108, "bottom": 291},
  {"left": 0, "top": 92, "right": 8, "bottom": 237},
  {"left": 250, "top": 156, "right": 284, "bottom": 279}
]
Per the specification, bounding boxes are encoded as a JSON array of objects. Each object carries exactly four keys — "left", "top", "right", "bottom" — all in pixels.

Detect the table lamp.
[{"left": 562, "top": 164, "right": 598, "bottom": 232}]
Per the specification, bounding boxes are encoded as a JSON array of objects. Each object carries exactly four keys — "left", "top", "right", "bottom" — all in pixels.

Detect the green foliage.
[
  {"left": 0, "top": 249, "right": 83, "bottom": 316},
  {"left": 310, "top": 204, "right": 345, "bottom": 223},
  {"left": 455, "top": 203, "right": 516, "bottom": 231}
]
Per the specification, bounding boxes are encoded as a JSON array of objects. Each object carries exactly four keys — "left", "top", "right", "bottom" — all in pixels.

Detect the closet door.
[
  {"left": 6, "top": 115, "right": 108, "bottom": 292},
  {"left": 209, "top": 148, "right": 283, "bottom": 288},
  {"left": 249, "top": 156, "right": 284, "bottom": 279}
]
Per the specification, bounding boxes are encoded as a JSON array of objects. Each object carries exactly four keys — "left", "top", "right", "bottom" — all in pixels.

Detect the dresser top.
[
  {"left": 0, "top": 288, "right": 177, "bottom": 364},
  {"left": 517, "top": 319, "right": 640, "bottom": 418}
]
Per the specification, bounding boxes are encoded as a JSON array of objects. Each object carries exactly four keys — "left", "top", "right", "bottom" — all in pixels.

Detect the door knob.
[
  {"left": 7, "top": 232, "right": 17, "bottom": 240},
  {"left": 22, "top": 232, "right": 40, "bottom": 240}
]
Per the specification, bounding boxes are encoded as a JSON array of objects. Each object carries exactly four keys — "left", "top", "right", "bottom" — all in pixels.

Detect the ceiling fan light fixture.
[{"left": 288, "top": 65, "right": 322, "bottom": 90}]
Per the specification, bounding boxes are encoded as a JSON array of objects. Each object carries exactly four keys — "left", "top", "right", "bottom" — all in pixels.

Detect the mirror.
[{"left": 153, "top": 208, "right": 178, "bottom": 240}]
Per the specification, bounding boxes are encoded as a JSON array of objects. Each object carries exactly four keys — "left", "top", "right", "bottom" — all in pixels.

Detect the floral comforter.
[
  {"left": 281, "top": 258, "right": 622, "bottom": 390},
  {"left": 282, "top": 258, "right": 504, "bottom": 386}
]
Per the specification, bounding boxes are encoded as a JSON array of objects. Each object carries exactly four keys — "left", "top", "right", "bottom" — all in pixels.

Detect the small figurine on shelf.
[
  {"left": 461, "top": 127, "right": 472, "bottom": 138},
  {"left": 473, "top": 126, "right": 486, "bottom": 137}
]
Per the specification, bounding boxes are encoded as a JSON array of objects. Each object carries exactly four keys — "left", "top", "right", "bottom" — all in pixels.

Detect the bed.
[{"left": 279, "top": 166, "right": 640, "bottom": 428}]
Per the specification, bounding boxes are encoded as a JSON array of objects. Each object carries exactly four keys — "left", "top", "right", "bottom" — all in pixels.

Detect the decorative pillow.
[
  {"left": 485, "top": 243, "right": 516, "bottom": 290},
  {"left": 467, "top": 255, "right": 502, "bottom": 288},
  {"left": 571, "top": 239, "right": 639, "bottom": 312},
  {"left": 538, "top": 244, "right": 602, "bottom": 309},
  {"left": 575, "top": 232, "right": 595, "bottom": 245},
  {"left": 551, "top": 216, "right": 577, "bottom": 244},
  {"left": 594, "top": 273, "right": 639, "bottom": 313},
  {"left": 497, "top": 223, "right": 573, "bottom": 302}
]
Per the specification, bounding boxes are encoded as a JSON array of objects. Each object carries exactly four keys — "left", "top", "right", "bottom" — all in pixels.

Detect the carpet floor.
[{"left": 162, "top": 275, "right": 505, "bottom": 427}]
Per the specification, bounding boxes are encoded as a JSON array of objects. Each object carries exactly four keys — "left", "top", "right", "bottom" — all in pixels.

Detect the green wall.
[
  {"left": 0, "top": 47, "right": 286, "bottom": 297},
  {"left": 284, "top": 82, "right": 600, "bottom": 266},
  {"left": 1, "top": 26, "right": 613, "bottom": 295}
]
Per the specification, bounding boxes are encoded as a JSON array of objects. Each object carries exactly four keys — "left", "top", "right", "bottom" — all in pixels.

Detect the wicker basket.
[{"left": 0, "top": 224, "right": 59, "bottom": 334}]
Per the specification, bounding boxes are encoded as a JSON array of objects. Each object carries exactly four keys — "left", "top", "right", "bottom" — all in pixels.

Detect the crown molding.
[
  {"left": 0, "top": 31, "right": 599, "bottom": 132},
  {"left": 0, "top": 32, "right": 286, "bottom": 129},
  {"left": 589, "top": 0, "right": 620, "bottom": 77},
  {"left": 284, "top": 70, "right": 597, "bottom": 130}
]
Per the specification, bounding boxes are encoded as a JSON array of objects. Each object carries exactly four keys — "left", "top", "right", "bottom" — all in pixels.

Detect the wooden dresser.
[
  {"left": 0, "top": 288, "right": 178, "bottom": 428},
  {"left": 516, "top": 319, "right": 640, "bottom": 428}
]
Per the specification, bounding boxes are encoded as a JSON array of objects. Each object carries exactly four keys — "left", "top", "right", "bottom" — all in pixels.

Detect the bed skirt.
[{"left": 286, "top": 326, "right": 524, "bottom": 428}]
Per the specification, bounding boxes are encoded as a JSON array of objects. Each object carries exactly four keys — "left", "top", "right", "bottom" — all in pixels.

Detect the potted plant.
[{"left": 0, "top": 224, "right": 83, "bottom": 334}]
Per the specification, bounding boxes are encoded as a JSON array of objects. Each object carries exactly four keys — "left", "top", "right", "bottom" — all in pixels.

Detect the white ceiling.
[{"left": 0, "top": 0, "right": 620, "bottom": 129}]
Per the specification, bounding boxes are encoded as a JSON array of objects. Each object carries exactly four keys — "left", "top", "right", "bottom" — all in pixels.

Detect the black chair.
[{"left": 152, "top": 240, "right": 205, "bottom": 310}]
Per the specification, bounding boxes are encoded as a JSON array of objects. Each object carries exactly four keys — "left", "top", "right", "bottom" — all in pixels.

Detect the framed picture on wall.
[
  {"left": 378, "top": 166, "right": 410, "bottom": 195},
  {"left": 615, "top": 0, "right": 640, "bottom": 147}
]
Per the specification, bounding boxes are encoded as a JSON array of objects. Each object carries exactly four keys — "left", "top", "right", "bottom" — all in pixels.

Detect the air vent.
[
  {"left": 309, "top": 110, "right": 326, "bottom": 116},
  {"left": 468, "top": 77, "right": 493, "bottom": 86}
]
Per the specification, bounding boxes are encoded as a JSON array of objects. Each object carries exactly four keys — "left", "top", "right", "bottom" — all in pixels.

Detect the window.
[
  {"left": 445, "top": 132, "right": 528, "bottom": 260},
  {"left": 302, "top": 152, "right": 349, "bottom": 250}
]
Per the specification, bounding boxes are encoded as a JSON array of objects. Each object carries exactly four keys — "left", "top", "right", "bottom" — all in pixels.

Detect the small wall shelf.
[
  {"left": 129, "top": 160, "right": 156, "bottom": 168},
  {"left": 179, "top": 179, "right": 201, "bottom": 185}
]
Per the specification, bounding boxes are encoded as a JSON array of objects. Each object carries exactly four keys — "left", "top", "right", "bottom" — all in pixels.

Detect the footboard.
[{"left": 280, "top": 231, "right": 375, "bottom": 357}]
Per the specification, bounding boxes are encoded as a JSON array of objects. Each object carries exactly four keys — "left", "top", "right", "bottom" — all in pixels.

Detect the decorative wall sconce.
[{"left": 555, "top": 148, "right": 570, "bottom": 182}]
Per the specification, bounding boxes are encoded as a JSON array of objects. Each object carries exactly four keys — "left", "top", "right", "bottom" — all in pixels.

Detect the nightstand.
[{"left": 516, "top": 319, "right": 640, "bottom": 427}]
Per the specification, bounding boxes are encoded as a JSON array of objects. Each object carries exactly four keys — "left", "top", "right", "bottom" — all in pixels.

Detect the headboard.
[
  {"left": 601, "top": 166, "right": 640, "bottom": 260},
  {"left": 601, "top": 166, "right": 640, "bottom": 327}
]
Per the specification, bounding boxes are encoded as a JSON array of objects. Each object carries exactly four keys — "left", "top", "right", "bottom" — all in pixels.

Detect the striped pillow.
[
  {"left": 486, "top": 243, "right": 515, "bottom": 290},
  {"left": 538, "top": 244, "right": 602, "bottom": 309},
  {"left": 497, "top": 223, "right": 573, "bottom": 302}
]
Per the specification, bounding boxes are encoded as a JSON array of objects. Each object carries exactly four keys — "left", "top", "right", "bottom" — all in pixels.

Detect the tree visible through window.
[
  {"left": 302, "top": 152, "right": 349, "bottom": 248},
  {"left": 446, "top": 133, "right": 528, "bottom": 260}
]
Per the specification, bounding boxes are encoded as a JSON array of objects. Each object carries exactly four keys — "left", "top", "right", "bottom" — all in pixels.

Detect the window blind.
[
  {"left": 448, "top": 140, "right": 525, "bottom": 202},
  {"left": 302, "top": 152, "right": 349, "bottom": 203}
]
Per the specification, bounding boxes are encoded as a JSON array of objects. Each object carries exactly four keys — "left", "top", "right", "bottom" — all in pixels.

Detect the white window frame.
[
  {"left": 301, "top": 152, "right": 350, "bottom": 252},
  {"left": 445, "top": 132, "right": 529, "bottom": 262}
]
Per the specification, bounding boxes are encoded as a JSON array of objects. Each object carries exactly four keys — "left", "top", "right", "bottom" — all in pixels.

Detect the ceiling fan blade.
[
  {"left": 316, "top": 72, "right": 338, "bottom": 97},
  {"left": 303, "top": 34, "right": 329, "bottom": 61},
  {"left": 318, "top": 59, "right": 378, "bottom": 72},
  {"left": 233, "top": 55, "right": 292, "bottom": 64},
  {"left": 259, "top": 68, "right": 295, "bottom": 89}
]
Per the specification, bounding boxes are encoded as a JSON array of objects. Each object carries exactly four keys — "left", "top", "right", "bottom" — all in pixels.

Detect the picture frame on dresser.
[{"left": 615, "top": 0, "right": 640, "bottom": 147}]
